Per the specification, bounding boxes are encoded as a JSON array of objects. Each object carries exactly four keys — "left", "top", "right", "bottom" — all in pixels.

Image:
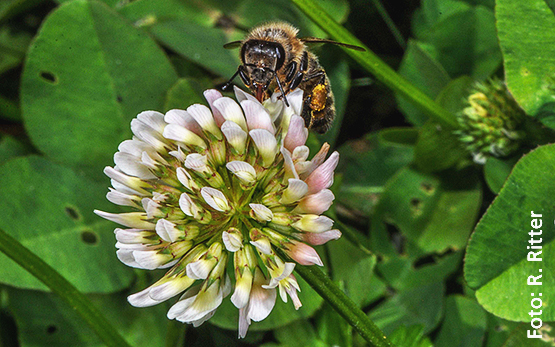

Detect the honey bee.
[{"left": 223, "top": 22, "right": 364, "bottom": 134}]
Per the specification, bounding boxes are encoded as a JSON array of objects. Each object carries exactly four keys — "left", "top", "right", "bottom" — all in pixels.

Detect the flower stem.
[
  {"left": 0, "top": 228, "right": 132, "bottom": 347},
  {"left": 294, "top": 264, "right": 393, "bottom": 347},
  {"left": 289, "top": 0, "right": 458, "bottom": 129}
]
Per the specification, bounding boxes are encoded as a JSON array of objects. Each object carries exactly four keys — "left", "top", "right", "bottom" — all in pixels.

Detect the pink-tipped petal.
[
  {"left": 294, "top": 189, "right": 335, "bottom": 214},
  {"left": 241, "top": 100, "right": 275, "bottom": 134},
  {"left": 287, "top": 242, "right": 324, "bottom": 266},
  {"left": 204, "top": 89, "right": 226, "bottom": 126},
  {"left": 300, "top": 229, "right": 342, "bottom": 246},
  {"left": 304, "top": 151, "right": 339, "bottom": 194},
  {"left": 284, "top": 115, "right": 308, "bottom": 152}
]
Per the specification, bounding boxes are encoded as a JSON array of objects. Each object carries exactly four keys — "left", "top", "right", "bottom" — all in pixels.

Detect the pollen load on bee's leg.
[
  {"left": 310, "top": 83, "right": 328, "bottom": 112},
  {"left": 301, "top": 80, "right": 335, "bottom": 134}
]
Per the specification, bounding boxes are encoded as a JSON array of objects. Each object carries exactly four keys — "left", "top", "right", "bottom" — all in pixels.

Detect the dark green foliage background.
[{"left": 1, "top": 0, "right": 554, "bottom": 346}]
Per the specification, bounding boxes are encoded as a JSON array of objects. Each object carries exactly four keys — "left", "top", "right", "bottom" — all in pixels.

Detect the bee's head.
[{"left": 240, "top": 39, "right": 286, "bottom": 101}]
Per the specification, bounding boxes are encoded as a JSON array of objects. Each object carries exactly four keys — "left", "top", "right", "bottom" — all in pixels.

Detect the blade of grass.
[
  {"left": 0, "top": 229, "right": 132, "bottom": 347},
  {"left": 290, "top": 0, "right": 457, "bottom": 128},
  {"left": 370, "top": 0, "right": 406, "bottom": 50}
]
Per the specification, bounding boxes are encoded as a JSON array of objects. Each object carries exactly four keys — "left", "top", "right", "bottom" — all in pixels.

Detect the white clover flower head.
[{"left": 94, "top": 86, "right": 341, "bottom": 338}]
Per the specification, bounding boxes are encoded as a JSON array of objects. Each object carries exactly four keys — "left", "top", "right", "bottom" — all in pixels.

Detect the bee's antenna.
[
  {"left": 274, "top": 75, "right": 290, "bottom": 107},
  {"left": 222, "top": 69, "right": 241, "bottom": 91}
]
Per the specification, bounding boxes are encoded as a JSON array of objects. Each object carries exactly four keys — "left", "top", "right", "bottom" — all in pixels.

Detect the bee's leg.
[
  {"left": 303, "top": 71, "right": 326, "bottom": 84},
  {"left": 223, "top": 65, "right": 250, "bottom": 90},
  {"left": 284, "top": 61, "right": 297, "bottom": 82},
  {"left": 274, "top": 75, "right": 290, "bottom": 107},
  {"left": 289, "top": 52, "right": 309, "bottom": 90},
  {"left": 238, "top": 65, "right": 251, "bottom": 87}
]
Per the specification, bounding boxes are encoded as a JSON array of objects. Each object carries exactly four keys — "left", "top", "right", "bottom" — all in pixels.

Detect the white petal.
[
  {"left": 116, "top": 249, "right": 141, "bottom": 268},
  {"left": 238, "top": 307, "right": 251, "bottom": 338},
  {"left": 263, "top": 262, "right": 296, "bottom": 289},
  {"left": 234, "top": 85, "right": 259, "bottom": 104},
  {"left": 222, "top": 231, "right": 242, "bottom": 252},
  {"left": 111, "top": 179, "right": 146, "bottom": 197},
  {"left": 201, "top": 187, "right": 230, "bottom": 212},
  {"left": 231, "top": 269, "right": 253, "bottom": 308},
  {"left": 249, "top": 238, "right": 272, "bottom": 255},
  {"left": 292, "top": 215, "right": 334, "bottom": 233},
  {"left": 179, "top": 193, "right": 196, "bottom": 217},
  {"left": 163, "top": 123, "right": 207, "bottom": 149},
  {"left": 213, "top": 97, "right": 247, "bottom": 132},
  {"left": 130, "top": 118, "right": 167, "bottom": 150},
  {"left": 155, "top": 219, "right": 183, "bottom": 242},
  {"left": 167, "top": 285, "right": 201, "bottom": 319},
  {"left": 141, "top": 130, "right": 168, "bottom": 152},
  {"left": 263, "top": 93, "right": 284, "bottom": 123},
  {"left": 174, "top": 281, "right": 224, "bottom": 322},
  {"left": 286, "top": 88, "right": 304, "bottom": 117},
  {"left": 106, "top": 188, "right": 140, "bottom": 207},
  {"left": 241, "top": 100, "right": 275, "bottom": 134},
  {"left": 221, "top": 121, "right": 248, "bottom": 153},
  {"left": 281, "top": 147, "right": 299, "bottom": 180},
  {"left": 103, "top": 167, "right": 149, "bottom": 194},
  {"left": 94, "top": 210, "right": 155, "bottom": 230},
  {"left": 164, "top": 109, "right": 202, "bottom": 135},
  {"left": 276, "top": 88, "right": 304, "bottom": 130},
  {"left": 191, "top": 310, "right": 216, "bottom": 327},
  {"left": 176, "top": 167, "right": 198, "bottom": 190},
  {"left": 114, "top": 228, "right": 149, "bottom": 244},
  {"left": 137, "top": 110, "right": 166, "bottom": 133},
  {"left": 184, "top": 153, "right": 209, "bottom": 173},
  {"left": 250, "top": 129, "right": 277, "bottom": 167},
  {"left": 142, "top": 198, "right": 162, "bottom": 219},
  {"left": 248, "top": 280, "right": 276, "bottom": 321},
  {"left": 292, "top": 145, "right": 310, "bottom": 162},
  {"left": 149, "top": 277, "right": 194, "bottom": 302},
  {"left": 249, "top": 203, "right": 274, "bottom": 222},
  {"left": 186, "top": 259, "right": 216, "bottom": 280},
  {"left": 169, "top": 146, "right": 187, "bottom": 162},
  {"left": 118, "top": 139, "right": 150, "bottom": 157},
  {"left": 133, "top": 250, "right": 173, "bottom": 270},
  {"left": 226, "top": 161, "right": 256, "bottom": 184},
  {"left": 186, "top": 104, "right": 220, "bottom": 135},
  {"left": 128, "top": 286, "right": 161, "bottom": 307},
  {"left": 279, "top": 179, "right": 308, "bottom": 204}
]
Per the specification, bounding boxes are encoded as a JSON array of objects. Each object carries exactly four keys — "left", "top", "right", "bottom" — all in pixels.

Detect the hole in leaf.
[
  {"left": 80, "top": 230, "right": 98, "bottom": 245},
  {"left": 419, "top": 182, "right": 435, "bottom": 194},
  {"left": 410, "top": 198, "right": 423, "bottom": 216},
  {"left": 46, "top": 325, "right": 57, "bottom": 334},
  {"left": 65, "top": 206, "right": 80, "bottom": 220},
  {"left": 40, "top": 71, "right": 57, "bottom": 84},
  {"left": 117, "top": 95, "right": 123, "bottom": 103}
]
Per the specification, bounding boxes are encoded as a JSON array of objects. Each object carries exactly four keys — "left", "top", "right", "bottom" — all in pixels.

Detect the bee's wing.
[
  {"left": 300, "top": 37, "right": 365, "bottom": 51},
  {"left": 223, "top": 40, "right": 242, "bottom": 49}
]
